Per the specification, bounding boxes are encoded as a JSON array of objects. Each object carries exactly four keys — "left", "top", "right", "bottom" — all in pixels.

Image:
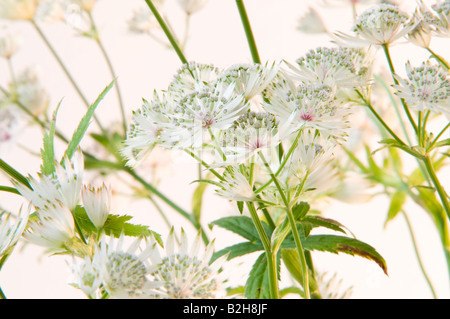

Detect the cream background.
[{"left": 0, "top": 0, "right": 449, "bottom": 298}]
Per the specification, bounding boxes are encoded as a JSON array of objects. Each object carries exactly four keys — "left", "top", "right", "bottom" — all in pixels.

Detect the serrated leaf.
[
  {"left": 296, "top": 235, "right": 388, "bottom": 275},
  {"left": 62, "top": 79, "right": 115, "bottom": 164},
  {"left": 211, "top": 241, "right": 264, "bottom": 263},
  {"left": 210, "top": 216, "right": 270, "bottom": 242},
  {"left": 104, "top": 214, "right": 152, "bottom": 238},
  {"left": 244, "top": 253, "right": 272, "bottom": 299},
  {"left": 384, "top": 191, "right": 406, "bottom": 227},
  {"left": 301, "top": 216, "right": 350, "bottom": 237}
]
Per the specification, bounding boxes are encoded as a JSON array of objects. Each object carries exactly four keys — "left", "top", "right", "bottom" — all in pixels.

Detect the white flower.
[
  {"left": 65, "top": 0, "right": 96, "bottom": 12},
  {"left": 96, "top": 234, "right": 160, "bottom": 299},
  {"left": 81, "top": 184, "right": 111, "bottom": 229},
  {"left": 215, "top": 166, "right": 256, "bottom": 202},
  {"left": 418, "top": 0, "right": 450, "bottom": 37},
  {"left": 35, "top": 0, "right": 65, "bottom": 23},
  {"left": 177, "top": 0, "right": 208, "bottom": 15},
  {"left": 148, "top": 228, "right": 227, "bottom": 299},
  {"left": 286, "top": 47, "right": 370, "bottom": 89},
  {"left": 15, "top": 149, "right": 84, "bottom": 211},
  {"left": 263, "top": 80, "right": 351, "bottom": 142},
  {"left": 128, "top": 9, "right": 160, "bottom": 34},
  {"left": 0, "top": 206, "right": 30, "bottom": 257},
  {"left": 69, "top": 254, "right": 104, "bottom": 297},
  {"left": 24, "top": 202, "right": 76, "bottom": 249},
  {"left": 297, "top": 7, "right": 328, "bottom": 34},
  {"left": 162, "top": 81, "right": 248, "bottom": 150},
  {"left": 393, "top": 60, "right": 450, "bottom": 116},
  {"left": 12, "top": 67, "right": 49, "bottom": 116},
  {"left": 334, "top": 3, "right": 417, "bottom": 46},
  {"left": 0, "top": 29, "right": 20, "bottom": 59},
  {"left": 0, "top": 0, "right": 39, "bottom": 21},
  {"left": 218, "top": 61, "right": 280, "bottom": 101}
]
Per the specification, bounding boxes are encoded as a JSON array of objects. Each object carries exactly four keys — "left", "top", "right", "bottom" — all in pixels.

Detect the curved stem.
[
  {"left": 423, "top": 155, "right": 450, "bottom": 221},
  {"left": 402, "top": 210, "right": 438, "bottom": 299},
  {"left": 30, "top": 20, "right": 106, "bottom": 135},
  {"left": 427, "top": 47, "right": 449, "bottom": 70},
  {"left": 382, "top": 44, "right": 418, "bottom": 136},
  {"left": 88, "top": 12, "right": 127, "bottom": 135},
  {"left": 144, "top": 0, "right": 188, "bottom": 64},
  {"left": 258, "top": 152, "right": 310, "bottom": 299},
  {"left": 235, "top": 0, "right": 261, "bottom": 64},
  {"left": 246, "top": 201, "right": 279, "bottom": 299}
]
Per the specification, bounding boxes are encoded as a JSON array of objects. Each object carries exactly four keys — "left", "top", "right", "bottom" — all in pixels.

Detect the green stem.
[
  {"left": 31, "top": 20, "right": 106, "bottom": 135},
  {"left": 382, "top": 44, "right": 418, "bottom": 136},
  {"left": 144, "top": 0, "right": 188, "bottom": 64},
  {"left": 88, "top": 12, "right": 127, "bottom": 135},
  {"left": 429, "top": 121, "right": 450, "bottom": 150},
  {"left": 423, "top": 155, "right": 450, "bottom": 221},
  {"left": 235, "top": 0, "right": 261, "bottom": 64},
  {"left": 427, "top": 47, "right": 450, "bottom": 70},
  {"left": 402, "top": 210, "right": 438, "bottom": 299},
  {"left": 123, "top": 166, "right": 209, "bottom": 245},
  {"left": 245, "top": 201, "right": 279, "bottom": 299},
  {"left": 258, "top": 152, "right": 310, "bottom": 299},
  {"left": 0, "top": 286, "right": 6, "bottom": 299}
]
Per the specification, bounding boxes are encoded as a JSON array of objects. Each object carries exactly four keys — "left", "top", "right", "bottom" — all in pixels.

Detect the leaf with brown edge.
[{"left": 282, "top": 234, "right": 388, "bottom": 275}]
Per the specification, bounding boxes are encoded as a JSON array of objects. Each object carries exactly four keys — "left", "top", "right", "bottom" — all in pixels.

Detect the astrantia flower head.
[
  {"left": 12, "top": 67, "right": 49, "bottom": 116},
  {"left": 335, "top": 3, "right": 416, "bottom": 46},
  {"left": 163, "top": 81, "right": 248, "bottom": 149},
  {"left": 215, "top": 166, "right": 256, "bottom": 202},
  {"left": 69, "top": 254, "right": 104, "bottom": 297},
  {"left": 96, "top": 234, "right": 160, "bottom": 299},
  {"left": 0, "top": 206, "right": 29, "bottom": 257},
  {"left": 148, "top": 228, "right": 227, "bottom": 299},
  {"left": 393, "top": 60, "right": 450, "bottom": 116},
  {"left": 297, "top": 7, "right": 328, "bottom": 34},
  {"left": 418, "top": 0, "right": 450, "bottom": 37},
  {"left": 0, "top": 0, "right": 39, "bottom": 20},
  {"left": 263, "top": 80, "right": 350, "bottom": 142},
  {"left": 218, "top": 111, "right": 284, "bottom": 164},
  {"left": 0, "top": 29, "right": 20, "bottom": 59},
  {"left": 121, "top": 93, "right": 175, "bottom": 166},
  {"left": 128, "top": 9, "right": 160, "bottom": 34},
  {"left": 219, "top": 61, "right": 280, "bottom": 101},
  {"left": 288, "top": 47, "right": 370, "bottom": 88}
]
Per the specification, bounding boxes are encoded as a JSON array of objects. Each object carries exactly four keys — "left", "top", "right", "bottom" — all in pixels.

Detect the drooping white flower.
[
  {"left": 81, "top": 184, "right": 111, "bottom": 229},
  {"left": 95, "top": 234, "right": 160, "bottom": 299},
  {"left": 215, "top": 166, "right": 256, "bottom": 202},
  {"left": 12, "top": 67, "right": 49, "bottom": 116},
  {"left": 0, "top": 0, "right": 39, "bottom": 21},
  {"left": 148, "top": 228, "right": 227, "bottom": 299},
  {"left": 393, "top": 60, "right": 450, "bottom": 116},
  {"left": 297, "top": 7, "right": 328, "bottom": 34},
  {"left": 334, "top": 3, "right": 417, "bottom": 46},
  {"left": 0, "top": 206, "right": 30, "bottom": 257},
  {"left": 177, "top": 0, "right": 209, "bottom": 15},
  {"left": 14, "top": 149, "right": 84, "bottom": 211},
  {"left": 0, "top": 29, "right": 20, "bottom": 59},
  {"left": 128, "top": 9, "right": 160, "bottom": 34},
  {"left": 24, "top": 202, "right": 76, "bottom": 249}
]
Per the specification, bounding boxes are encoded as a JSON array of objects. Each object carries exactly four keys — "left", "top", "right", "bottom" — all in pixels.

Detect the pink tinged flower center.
[
  {"left": 201, "top": 112, "right": 215, "bottom": 128},
  {"left": 299, "top": 110, "right": 314, "bottom": 122}
]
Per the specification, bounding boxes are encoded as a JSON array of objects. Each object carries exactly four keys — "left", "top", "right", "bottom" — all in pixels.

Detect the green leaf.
[
  {"left": 40, "top": 101, "right": 62, "bottom": 176},
  {"left": 192, "top": 179, "right": 209, "bottom": 222},
  {"left": 244, "top": 253, "right": 272, "bottom": 299},
  {"left": 62, "top": 79, "right": 115, "bottom": 164},
  {"left": 0, "top": 158, "right": 31, "bottom": 189},
  {"left": 295, "top": 234, "right": 388, "bottom": 275},
  {"left": 271, "top": 202, "right": 309, "bottom": 252},
  {"left": 384, "top": 191, "right": 407, "bottom": 227},
  {"left": 211, "top": 241, "right": 264, "bottom": 263},
  {"left": 376, "top": 139, "right": 425, "bottom": 160},
  {"left": 237, "top": 201, "right": 244, "bottom": 214},
  {"left": 210, "top": 216, "right": 270, "bottom": 242},
  {"left": 301, "top": 216, "right": 350, "bottom": 237}
]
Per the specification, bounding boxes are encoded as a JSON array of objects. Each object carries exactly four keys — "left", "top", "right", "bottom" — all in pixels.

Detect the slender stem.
[
  {"left": 382, "top": 44, "right": 418, "bottom": 135},
  {"left": 0, "top": 286, "right": 6, "bottom": 299},
  {"left": 235, "top": 0, "right": 261, "bottom": 64},
  {"left": 246, "top": 201, "right": 279, "bottom": 299},
  {"left": 427, "top": 47, "right": 450, "bottom": 70},
  {"left": 88, "top": 12, "right": 127, "bottom": 135},
  {"left": 144, "top": 0, "right": 188, "bottom": 64},
  {"left": 430, "top": 121, "right": 450, "bottom": 150},
  {"left": 258, "top": 152, "right": 310, "bottom": 299},
  {"left": 423, "top": 155, "right": 450, "bottom": 221},
  {"left": 30, "top": 20, "right": 106, "bottom": 135},
  {"left": 401, "top": 210, "right": 438, "bottom": 299}
]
